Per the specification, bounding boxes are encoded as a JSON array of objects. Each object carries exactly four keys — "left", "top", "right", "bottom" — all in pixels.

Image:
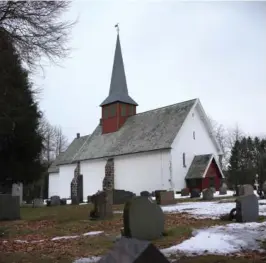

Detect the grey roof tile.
[
  {"left": 48, "top": 152, "right": 66, "bottom": 173},
  {"left": 57, "top": 135, "right": 90, "bottom": 165},
  {"left": 100, "top": 35, "right": 138, "bottom": 106},
  {"left": 185, "top": 154, "right": 213, "bottom": 179},
  {"left": 74, "top": 99, "right": 196, "bottom": 161}
]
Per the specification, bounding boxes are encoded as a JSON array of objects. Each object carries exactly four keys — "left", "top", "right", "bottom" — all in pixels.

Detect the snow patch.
[
  {"left": 162, "top": 221, "right": 266, "bottom": 256},
  {"left": 83, "top": 231, "right": 103, "bottom": 236},
  {"left": 73, "top": 256, "right": 101, "bottom": 263}
]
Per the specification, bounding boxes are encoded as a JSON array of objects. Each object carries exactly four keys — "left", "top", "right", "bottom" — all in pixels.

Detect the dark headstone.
[
  {"left": 210, "top": 187, "right": 216, "bottom": 194},
  {"left": 190, "top": 189, "right": 201, "bottom": 198},
  {"left": 71, "top": 196, "right": 79, "bottom": 205},
  {"left": 90, "top": 190, "right": 113, "bottom": 220},
  {"left": 140, "top": 191, "right": 151, "bottom": 197},
  {"left": 60, "top": 198, "right": 67, "bottom": 205},
  {"left": 50, "top": 195, "right": 60, "bottom": 206},
  {"left": 46, "top": 200, "right": 51, "bottom": 206},
  {"left": 202, "top": 188, "right": 214, "bottom": 201},
  {"left": 123, "top": 196, "right": 164, "bottom": 240},
  {"left": 155, "top": 191, "right": 175, "bottom": 205},
  {"left": 262, "top": 181, "right": 266, "bottom": 193},
  {"left": 32, "top": 198, "right": 44, "bottom": 208},
  {"left": 181, "top": 188, "right": 190, "bottom": 197},
  {"left": 113, "top": 189, "right": 135, "bottom": 205},
  {"left": 239, "top": 184, "right": 254, "bottom": 196},
  {"left": 219, "top": 183, "right": 227, "bottom": 195},
  {"left": 0, "top": 194, "right": 20, "bottom": 221},
  {"left": 98, "top": 237, "right": 170, "bottom": 263},
  {"left": 71, "top": 174, "right": 83, "bottom": 204},
  {"left": 235, "top": 194, "right": 259, "bottom": 223}
]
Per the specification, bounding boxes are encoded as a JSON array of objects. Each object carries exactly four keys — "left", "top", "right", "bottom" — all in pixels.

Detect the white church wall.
[
  {"left": 171, "top": 103, "right": 220, "bottom": 191},
  {"left": 114, "top": 150, "right": 171, "bottom": 195},
  {"left": 48, "top": 173, "right": 60, "bottom": 198},
  {"left": 81, "top": 159, "right": 106, "bottom": 198},
  {"left": 54, "top": 164, "right": 76, "bottom": 198}
]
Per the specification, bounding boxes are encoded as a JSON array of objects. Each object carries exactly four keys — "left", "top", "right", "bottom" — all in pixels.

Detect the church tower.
[{"left": 100, "top": 27, "right": 138, "bottom": 134}]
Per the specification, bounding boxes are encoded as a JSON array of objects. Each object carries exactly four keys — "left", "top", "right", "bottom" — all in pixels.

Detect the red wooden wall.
[{"left": 101, "top": 103, "right": 136, "bottom": 134}]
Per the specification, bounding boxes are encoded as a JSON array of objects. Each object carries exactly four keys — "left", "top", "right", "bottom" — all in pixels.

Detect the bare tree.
[
  {"left": 227, "top": 124, "right": 244, "bottom": 149},
  {"left": 54, "top": 125, "right": 68, "bottom": 156},
  {"left": 39, "top": 117, "right": 56, "bottom": 165},
  {"left": 0, "top": 1, "right": 75, "bottom": 70}
]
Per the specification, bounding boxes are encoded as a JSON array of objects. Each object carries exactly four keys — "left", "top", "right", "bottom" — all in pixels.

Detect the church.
[{"left": 48, "top": 31, "right": 224, "bottom": 199}]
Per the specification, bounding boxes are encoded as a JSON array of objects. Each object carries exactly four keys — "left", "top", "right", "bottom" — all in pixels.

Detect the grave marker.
[
  {"left": 98, "top": 237, "right": 170, "bottom": 263},
  {"left": 123, "top": 196, "right": 164, "bottom": 241},
  {"left": 235, "top": 194, "right": 258, "bottom": 222},
  {"left": 0, "top": 194, "right": 20, "bottom": 220}
]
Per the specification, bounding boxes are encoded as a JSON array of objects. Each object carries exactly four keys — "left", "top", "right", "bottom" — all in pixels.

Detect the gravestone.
[
  {"left": 50, "top": 195, "right": 60, "bottom": 206},
  {"left": 140, "top": 191, "right": 151, "bottom": 197},
  {"left": 262, "top": 181, "right": 266, "bottom": 193},
  {"left": 113, "top": 190, "right": 136, "bottom": 205},
  {"left": 123, "top": 196, "right": 164, "bottom": 241},
  {"left": 155, "top": 191, "right": 175, "bottom": 205},
  {"left": 90, "top": 190, "right": 113, "bottom": 220},
  {"left": 181, "top": 188, "right": 190, "bottom": 196},
  {"left": 235, "top": 194, "right": 259, "bottom": 222},
  {"left": 60, "top": 198, "right": 67, "bottom": 205},
  {"left": 11, "top": 183, "right": 23, "bottom": 205},
  {"left": 0, "top": 194, "right": 20, "bottom": 220},
  {"left": 87, "top": 195, "right": 92, "bottom": 203},
  {"left": 190, "top": 188, "right": 201, "bottom": 198},
  {"left": 239, "top": 184, "right": 254, "bottom": 196},
  {"left": 32, "top": 198, "right": 44, "bottom": 208},
  {"left": 219, "top": 183, "right": 227, "bottom": 195},
  {"left": 202, "top": 188, "right": 214, "bottom": 201},
  {"left": 98, "top": 237, "right": 170, "bottom": 263},
  {"left": 71, "top": 163, "right": 83, "bottom": 205},
  {"left": 210, "top": 187, "right": 216, "bottom": 194}
]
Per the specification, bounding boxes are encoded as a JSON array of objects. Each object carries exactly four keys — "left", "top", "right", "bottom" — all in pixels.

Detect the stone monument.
[
  {"left": 98, "top": 237, "right": 170, "bottom": 263},
  {"left": 123, "top": 196, "right": 164, "bottom": 241}
]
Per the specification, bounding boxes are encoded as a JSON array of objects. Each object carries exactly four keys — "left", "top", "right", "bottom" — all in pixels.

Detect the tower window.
[
  {"left": 183, "top": 153, "right": 186, "bottom": 167},
  {"left": 109, "top": 104, "right": 116, "bottom": 117},
  {"left": 128, "top": 105, "right": 134, "bottom": 115},
  {"left": 103, "top": 107, "right": 109, "bottom": 119},
  {"left": 193, "top": 131, "right": 196, "bottom": 140},
  {"left": 121, "top": 104, "right": 127, "bottom": 116}
]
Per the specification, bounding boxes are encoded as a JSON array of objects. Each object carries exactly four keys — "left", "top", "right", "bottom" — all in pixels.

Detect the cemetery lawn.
[{"left": 0, "top": 204, "right": 264, "bottom": 263}]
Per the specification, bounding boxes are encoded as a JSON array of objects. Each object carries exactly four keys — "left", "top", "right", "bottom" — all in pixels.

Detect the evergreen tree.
[
  {"left": 0, "top": 29, "right": 43, "bottom": 186},
  {"left": 228, "top": 140, "right": 241, "bottom": 189}
]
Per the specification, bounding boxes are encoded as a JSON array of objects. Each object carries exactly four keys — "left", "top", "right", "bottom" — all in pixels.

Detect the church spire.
[{"left": 100, "top": 26, "right": 138, "bottom": 106}]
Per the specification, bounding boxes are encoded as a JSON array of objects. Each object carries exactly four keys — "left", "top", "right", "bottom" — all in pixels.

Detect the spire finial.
[{"left": 115, "top": 23, "right": 119, "bottom": 34}]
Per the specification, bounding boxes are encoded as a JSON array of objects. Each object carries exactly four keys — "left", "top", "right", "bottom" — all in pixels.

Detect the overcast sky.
[{"left": 35, "top": 1, "right": 266, "bottom": 141}]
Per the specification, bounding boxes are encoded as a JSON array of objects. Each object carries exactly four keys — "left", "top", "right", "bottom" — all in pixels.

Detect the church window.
[
  {"left": 128, "top": 105, "right": 134, "bottom": 115},
  {"left": 193, "top": 131, "right": 196, "bottom": 140},
  {"left": 103, "top": 107, "right": 109, "bottom": 119},
  {"left": 183, "top": 153, "right": 186, "bottom": 167},
  {"left": 121, "top": 104, "right": 127, "bottom": 116},
  {"left": 109, "top": 104, "right": 116, "bottom": 117}
]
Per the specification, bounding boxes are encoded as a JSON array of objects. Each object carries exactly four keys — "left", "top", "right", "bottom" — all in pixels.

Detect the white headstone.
[{"left": 11, "top": 183, "right": 23, "bottom": 205}]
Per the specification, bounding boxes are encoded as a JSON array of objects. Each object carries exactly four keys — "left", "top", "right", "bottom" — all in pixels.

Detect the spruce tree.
[
  {"left": 228, "top": 140, "right": 241, "bottom": 189},
  {"left": 0, "top": 29, "right": 43, "bottom": 186}
]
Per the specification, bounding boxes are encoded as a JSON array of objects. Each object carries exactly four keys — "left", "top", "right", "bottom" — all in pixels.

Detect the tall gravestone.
[
  {"left": 239, "top": 184, "right": 254, "bottom": 196},
  {"left": 202, "top": 188, "right": 214, "bottom": 201},
  {"left": 90, "top": 190, "right": 113, "bottom": 220},
  {"left": 123, "top": 196, "right": 164, "bottom": 241},
  {"left": 71, "top": 162, "right": 83, "bottom": 204},
  {"left": 98, "top": 237, "right": 170, "bottom": 263},
  {"left": 0, "top": 194, "right": 20, "bottom": 220},
  {"left": 11, "top": 183, "right": 23, "bottom": 205},
  {"left": 235, "top": 194, "right": 258, "bottom": 222}
]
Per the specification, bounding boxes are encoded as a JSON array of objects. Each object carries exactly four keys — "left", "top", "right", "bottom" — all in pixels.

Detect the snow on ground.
[
  {"left": 162, "top": 221, "right": 266, "bottom": 256},
  {"left": 2, "top": 231, "right": 104, "bottom": 244},
  {"left": 73, "top": 221, "right": 266, "bottom": 263}
]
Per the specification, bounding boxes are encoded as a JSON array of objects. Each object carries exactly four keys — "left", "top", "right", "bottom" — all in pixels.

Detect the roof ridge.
[{"left": 134, "top": 98, "right": 197, "bottom": 116}]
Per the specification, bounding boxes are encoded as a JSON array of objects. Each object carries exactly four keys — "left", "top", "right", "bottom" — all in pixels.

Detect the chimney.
[{"left": 76, "top": 133, "right": 80, "bottom": 139}]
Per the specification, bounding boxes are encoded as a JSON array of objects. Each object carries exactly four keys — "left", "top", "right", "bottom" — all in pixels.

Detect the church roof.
[
  {"left": 48, "top": 152, "right": 66, "bottom": 173},
  {"left": 100, "top": 34, "right": 138, "bottom": 106},
  {"left": 185, "top": 154, "right": 213, "bottom": 179},
  {"left": 72, "top": 99, "right": 196, "bottom": 162}
]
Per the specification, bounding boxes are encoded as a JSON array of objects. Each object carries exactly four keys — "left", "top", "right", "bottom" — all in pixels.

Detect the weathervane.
[{"left": 115, "top": 23, "right": 119, "bottom": 34}]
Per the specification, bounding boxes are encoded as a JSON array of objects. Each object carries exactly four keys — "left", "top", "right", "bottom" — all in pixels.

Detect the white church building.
[{"left": 48, "top": 32, "right": 224, "bottom": 199}]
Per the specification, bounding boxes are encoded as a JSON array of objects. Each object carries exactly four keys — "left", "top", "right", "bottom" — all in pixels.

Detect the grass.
[{"left": 0, "top": 202, "right": 265, "bottom": 263}]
